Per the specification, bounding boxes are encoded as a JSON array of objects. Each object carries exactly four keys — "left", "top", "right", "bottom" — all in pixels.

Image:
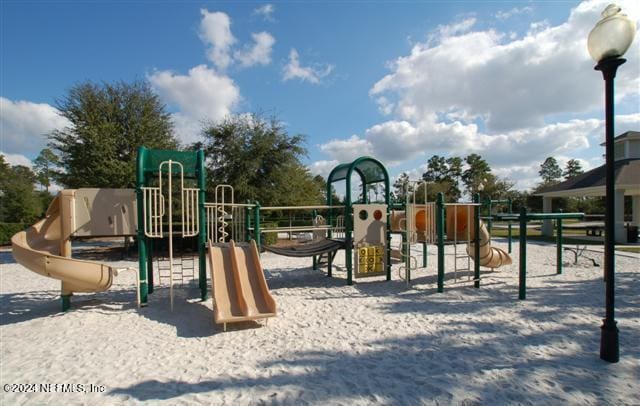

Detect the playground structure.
[
  {"left": 325, "top": 157, "right": 392, "bottom": 284},
  {"left": 136, "top": 147, "right": 207, "bottom": 308},
  {"left": 11, "top": 147, "right": 581, "bottom": 328},
  {"left": 11, "top": 189, "right": 138, "bottom": 311},
  {"left": 388, "top": 180, "right": 513, "bottom": 288}
]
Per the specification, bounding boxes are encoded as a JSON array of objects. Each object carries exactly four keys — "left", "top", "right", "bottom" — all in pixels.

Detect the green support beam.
[
  {"left": 557, "top": 218, "right": 563, "bottom": 275},
  {"left": 422, "top": 241, "right": 427, "bottom": 268},
  {"left": 253, "top": 202, "right": 261, "bottom": 250},
  {"left": 519, "top": 206, "right": 527, "bottom": 300},
  {"left": 507, "top": 198, "right": 513, "bottom": 254},
  {"left": 136, "top": 146, "right": 149, "bottom": 306},
  {"left": 474, "top": 193, "right": 481, "bottom": 288},
  {"left": 197, "top": 149, "right": 207, "bottom": 301},
  {"left": 436, "top": 192, "right": 445, "bottom": 293}
]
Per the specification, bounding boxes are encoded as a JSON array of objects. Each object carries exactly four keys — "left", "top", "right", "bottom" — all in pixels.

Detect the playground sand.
[{"left": 1, "top": 240, "right": 639, "bottom": 404}]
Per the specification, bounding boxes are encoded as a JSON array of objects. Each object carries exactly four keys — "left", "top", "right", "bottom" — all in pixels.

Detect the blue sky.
[{"left": 2, "top": 1, "right": 639, "bottom": 191}]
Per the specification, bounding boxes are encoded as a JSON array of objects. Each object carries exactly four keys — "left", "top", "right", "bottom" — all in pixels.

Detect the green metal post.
[
  {"left": 253, "top": 202, "right": 261, "bottom": 251},
  {"left": 386, "top": 202, "right": 391, "bottom": 282},
  {"left": 345, "top": 174, "right": 353, "bottom": 285},
  {"left": 436, "top": 192, "right": 445, "bottom": 293},
  {"left": 61, "top": 295, "right": 71, "bottom": 312},
  {"left": 557, "top": 218, "right": 563, "bottom": 275},
  {"left": 422, "top": 241, "right": 427, "bottom": 268},
  {"left": 486, "top": 198, "right": 493, "bottom": 234},
  {"left": 326, "top": 179, "right": 334, "bottom": 278},
  {"left": 136, "top": 146, "right": 149, "bottom": 306},
  {"left": 519, "top": 206, "right": 527, "bottom": 300},
  {"left": 312, "top": 209, "right": 318, "bottom": 270},
  {"left": 474, "top": 193, "right": 481, "bottom": 288},
  {"left": 402, "top": 232, "right": 409, "bottom": 282},
  {"left": 346, "top": 209, "right": 353, "bottom": 285},
  {"left": 197, "top": 149, "right": 207, "bottom": 301},
  {"left": 507, "top": 198, "right": 513, "bottom": 254},
  {"left": 245, "top": 200, "right": 251, "bottom": 242},
  {"left": 147, "top": 239, "right": 154, "bottom": 294}
]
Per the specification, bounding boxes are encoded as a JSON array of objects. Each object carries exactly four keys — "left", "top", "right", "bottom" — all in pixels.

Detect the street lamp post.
[{"left": 587, "top": 3, "right": 636, "bottom": 363}]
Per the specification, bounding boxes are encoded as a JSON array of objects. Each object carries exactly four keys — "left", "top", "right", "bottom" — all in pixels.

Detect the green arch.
[{"left": 326, "top": 156, "right": 390, "bottom": 207}]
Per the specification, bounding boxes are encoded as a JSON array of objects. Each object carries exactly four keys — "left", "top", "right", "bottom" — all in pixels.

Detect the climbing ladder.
[
  {"left": 156, "top": 254, "right": 197, "bottom": 286},
  {"left": 142, "top": 160, "right": 200, "bottom": 309},
  {"left": 450, "top": 204, "right": 473, "bottom": 283}
]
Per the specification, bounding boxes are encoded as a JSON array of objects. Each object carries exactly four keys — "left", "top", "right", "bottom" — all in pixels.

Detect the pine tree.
[
  {"left": 539, "top": 157, "right": 563, "bottom": 185},
  {"left": 33, "top": 148, "right": 60, "bottom": 192},
  {"left": 563, "top": 159, "right": 584, "bottom": 180}
]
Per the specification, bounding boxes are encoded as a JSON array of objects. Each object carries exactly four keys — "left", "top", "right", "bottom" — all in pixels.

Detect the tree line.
[
  {"left": 2, "top": 78, "right": 607, "bottom": 242},
  {"left": 392, "top": 154, "right": 514, "bottom": 204}
]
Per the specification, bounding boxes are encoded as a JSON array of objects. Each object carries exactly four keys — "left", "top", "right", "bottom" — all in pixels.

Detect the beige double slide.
[{"left": 208, "top": 240, "right": 276, "bottom": 330}]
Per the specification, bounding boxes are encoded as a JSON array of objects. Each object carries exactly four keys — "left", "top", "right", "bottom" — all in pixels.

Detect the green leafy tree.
[
  {"left": 422, "top": 155, "right": 447, "bottom": 182},
  {"left": 49, "top": 80, "right": 177, "bottom": 188},
  {"left": 412, "top": 180, "right": 454, "bottom": 203},
  {"left": 481, "top": 176, "right": 515, "bottom": 200},
  {"left": 462, "top": 153, "right": 493, "bottom": 197},
  {"left": 563, "top": 159, "right": 584, "bottom": 180},
  {"left": 445, "top": 156, "right": 463, "bottom": 200},
  {"left": 421, "top": 155, "right": 463, "bottom": 201},
  {"left": 0, "top": 159, "right": 43, "bottom": 224},
  {"left": 200, "top": 113, "right": 322, "bottom": 206},
  {"left": 538, "top": 157, "right": 562, "bottom": 185},
  {"left": 33, "top": 148, "right": 60, "bottom": 192}
]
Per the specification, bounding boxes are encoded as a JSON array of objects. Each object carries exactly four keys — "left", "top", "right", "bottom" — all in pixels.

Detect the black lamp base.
[{"left": 600, "top": 319, "right": 619, "bottom": 363}]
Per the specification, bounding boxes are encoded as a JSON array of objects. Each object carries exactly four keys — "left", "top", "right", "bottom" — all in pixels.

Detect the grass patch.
[{"left": 616, "top": 247, "right": 640, "bottom": 254}]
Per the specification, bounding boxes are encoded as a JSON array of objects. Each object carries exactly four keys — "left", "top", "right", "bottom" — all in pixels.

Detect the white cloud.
[
  {"left": 234, "top": 32, "right": 275, "bottom": 67},
  {"left": 283, "top": 49, "right": 334, "bottom": 84},
  {"left": 253, "top": 4, "right": 275, "bottom": 21},
  {"left": 309, "top": 0, "right": 640, "bottom": 191},
  {"left": 436, "top": 17, "right": 476, "bottom": 38},
  {"left": 318, "top": 112, "right": 640, "bottom": 189},
  {"left": 0, "top": 97, "right": 70, "bottom": 157},
  {"left": 370, "top": 0, "right": 640, "bottom": 133},
  {"left": 319, "top": 135, "right": 373, "bottom": 163},
  {"left": 495, "top": 6, "right": 533, "bottom": 21},
  {"left": 308, "top": 160, "right": 339, "bottom": 178},
  {"left": 199, "top": 9, "right": 236, "bottom": 70},
  {"left": 1, "top": 151, "right": 33, "bottom": 167},
  {"left": 148, "top": 65, "right": 241, "bottom": 144}
]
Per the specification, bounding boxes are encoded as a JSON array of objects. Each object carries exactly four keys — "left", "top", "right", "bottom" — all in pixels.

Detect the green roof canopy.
[
  {"left": 327, "top": 156, "right": 390, "bottom": 205},
  {"left": 137, "top": 147, "right": 203, "bottom": 178}
]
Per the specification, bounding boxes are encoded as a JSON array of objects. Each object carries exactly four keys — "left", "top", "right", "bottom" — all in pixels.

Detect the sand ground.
[{"left": 1, "top": 239, "right": 639, "bottom": 405}]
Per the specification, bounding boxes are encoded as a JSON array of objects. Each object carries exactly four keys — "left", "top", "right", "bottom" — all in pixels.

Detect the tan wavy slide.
[
  {"left": 208, "top": 239, "right": 276, "bottom": 330},
  {"left": 11, "top": 193, "right": 115, "bottom": 297},
  {"left": 466, "top": 221, "right": 512, "bottom": 269}
]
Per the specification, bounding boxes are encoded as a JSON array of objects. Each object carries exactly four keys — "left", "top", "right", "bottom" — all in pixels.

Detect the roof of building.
[
  {"left": 535, "top": 158, "right": 640, "bottom": 197},
  {"left": 599, "top": 130, "right": 640, "bottom": 146}
]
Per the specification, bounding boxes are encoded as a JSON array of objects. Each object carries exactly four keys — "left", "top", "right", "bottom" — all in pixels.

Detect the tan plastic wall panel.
[
  {"left": 390, "top": 210, "right": 406, "bottom": 232},
  {"left": 353, "top": 204, "right": 387, "bottom": 245},
  {"left": 72, "top": 189, "right": 137, "bottom": 237},
  {"left": 446, "top": 205, "right": 476, "bottom": 241}
]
